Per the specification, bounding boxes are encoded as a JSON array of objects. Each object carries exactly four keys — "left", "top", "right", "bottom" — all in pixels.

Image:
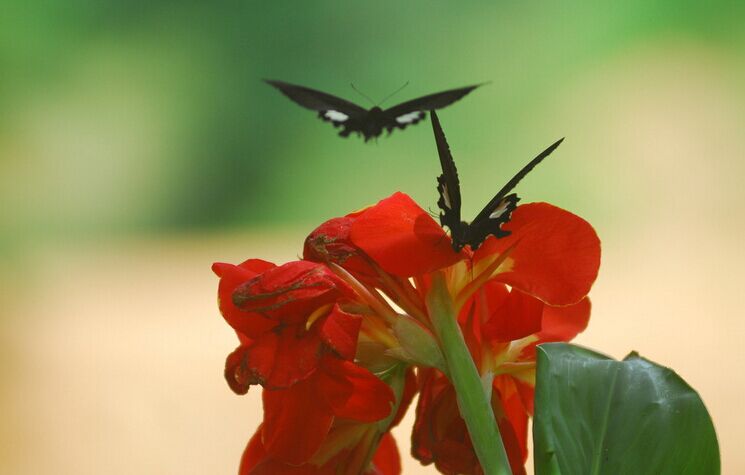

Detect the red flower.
[
  {"left": 215, "top": 191, "right": 600, "bottom": 474},
  {"left": 214, "top": 260, "right": 361, "bottom": 390}
]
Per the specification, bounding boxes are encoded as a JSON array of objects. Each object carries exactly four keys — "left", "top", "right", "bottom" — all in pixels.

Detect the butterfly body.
[
  {"left": 431, "top": 110, "right": 563, "bottom": 252},
  {"left": 266, "top": 79, "right": 479, "bottom": 141}
]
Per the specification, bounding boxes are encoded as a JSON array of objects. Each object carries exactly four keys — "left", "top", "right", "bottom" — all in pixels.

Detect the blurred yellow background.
[{"left": 2, "top": 1, "right": 744, "bottom": 473}]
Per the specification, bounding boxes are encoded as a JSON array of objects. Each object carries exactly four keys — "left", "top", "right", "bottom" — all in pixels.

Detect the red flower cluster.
[{"left": 214, "top": 191, "right": 600, "bottom": 474}]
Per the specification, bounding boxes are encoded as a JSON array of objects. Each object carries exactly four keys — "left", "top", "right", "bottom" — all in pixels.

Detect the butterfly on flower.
[{"left": 431, "top": 110, "right": 564, "bottom": 252}]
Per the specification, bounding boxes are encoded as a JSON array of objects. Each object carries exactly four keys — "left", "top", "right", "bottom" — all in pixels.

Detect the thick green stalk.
[{"left": 426, "top": 272, "right": 513, "bottom": 475}]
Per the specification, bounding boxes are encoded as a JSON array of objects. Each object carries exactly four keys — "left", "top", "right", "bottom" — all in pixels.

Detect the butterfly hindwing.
[{"left": 466, "top": 193, "right": 520, "bottom": 248}]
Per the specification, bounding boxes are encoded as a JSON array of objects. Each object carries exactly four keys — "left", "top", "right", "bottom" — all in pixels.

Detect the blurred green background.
[{"left": 2, "top": 1, "right": 744, "bottom": 474}]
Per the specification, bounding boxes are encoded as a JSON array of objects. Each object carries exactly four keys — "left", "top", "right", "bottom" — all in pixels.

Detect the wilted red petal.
[
  {"left": 233, "top": 261, "right": 353, "bottom": 323},
  {"left": 262, "top": 381, "right": 335, "bottom": 465},
  {"left": 244, "top": 326, "right": 322, "bottom": 389},
  {"left": 369, "top": 433, "right": 401, "bottom": 475},
  {"left": 213, "top": 260, "right": 277, "bottom": 338},
  {"left": 350, "top": 192, "right": 462, "bottom": 277},
  {"left": 475, "top": 203, "right": 601, "bottom": 306},
  {"left": 318, "top": 305, "right": 362, "bottom": 360},
  {"left": 304, "top": 216, "right": 378, "bottom": 280},
  {"left": 477, "top": 281, "right": 544, "bottom": 343},
  {"left": 319, "top": 358, "right": 394, "bottom": 422},
  {"left": 225, "top": 344, "right": 252, "bottom": 395}
]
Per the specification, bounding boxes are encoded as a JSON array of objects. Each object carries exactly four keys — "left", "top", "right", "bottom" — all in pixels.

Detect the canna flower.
[
  {"left": 307, "top": 192, "right": 599, "bottom": 473},
  {"left": 215, "top": 190, "right": 600, "bottom": 474}
]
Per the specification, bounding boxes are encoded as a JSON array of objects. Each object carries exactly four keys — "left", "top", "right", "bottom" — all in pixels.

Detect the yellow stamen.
[
  {"left": 305, "top": 303, "right": 333, "bottom": 331},
  {"left": 455, "top": 240, "right": 520, "bottom": 311}
]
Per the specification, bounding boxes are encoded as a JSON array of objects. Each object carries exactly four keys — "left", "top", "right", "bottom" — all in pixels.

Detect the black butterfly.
[
  {"left": 265, "top": 79, "right": 481, "bottom": 142},
  {"left": 431, "top": 110, "right": 564, "bottom": 252}
]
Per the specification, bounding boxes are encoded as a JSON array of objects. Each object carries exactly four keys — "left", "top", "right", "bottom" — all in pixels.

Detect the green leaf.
[{"left": 533, "top": 343, "right": 720, "bottom": 475}]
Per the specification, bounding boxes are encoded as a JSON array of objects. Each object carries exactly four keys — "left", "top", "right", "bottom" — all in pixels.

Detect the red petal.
[
  {"left": 369, "top": 432, "right": 401, "bottom": 475},
  {"left": 318, "top": 358, "right": 394, "bottom": 422},
  {"left": 317, "top": 305, "right": 362, "bottom": 360},
  {"left": 538, "top": 297, "right": 591, "bottom": 343},
  {"left": 350, "top": 192, "right": 462, "bottom": 277},
  {"left": 244, "top": 326, "right": 322, "bottom": 389},
  {"left": 240, "top": 424, "right": 340, "bottom": 475},
  {"left": 262, "top": 381, "right": 334, "bottom": 465},
  {"left": 475, "top": 203, "right": 601, "bottom": 306},
  {"left": 239, "top": 427, "right": 266, "bottom": 475},
  {"left": 478, "top": 281, "right": 545, "bottom": 343},
  {"left": 213, "top": 260, "right": 277, "bottom": 338},
  {"left": 233, "top": 261, "right": 353, "bottom": 323},
  {"left": 493, "top": 376, "right": 529, "bottom": 475}
]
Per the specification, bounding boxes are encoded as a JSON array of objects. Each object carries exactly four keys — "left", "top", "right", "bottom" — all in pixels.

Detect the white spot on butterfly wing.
[
  {"left": 395, "top": 111, "right": 424, "bottom": 124},
  {"left": 324, "top": 110, "right": 349, "bottom": 122},
  {"left": 442, "top": 184, "right": 452, "bottom": 209},
  {"left": 489, "top": 199, "right": 512, "bottom": 219}
]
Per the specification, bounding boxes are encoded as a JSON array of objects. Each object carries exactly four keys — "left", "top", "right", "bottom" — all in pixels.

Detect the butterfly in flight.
[
  {"left": 431, "top": 110, "right": 564, "bottom": 252},
  {"left": 265, "top": 79, "right": 482, "bottom": 142}
]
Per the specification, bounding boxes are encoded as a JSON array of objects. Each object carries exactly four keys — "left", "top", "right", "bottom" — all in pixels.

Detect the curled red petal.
[
  {"left": 225, "top": 344, "right": 252, "bottom": 395},
  {"left": 213, "top": 260, "right": 277, "bottom": 338},
  {"left": 317, "top": 305, "right": 362, "bottom": 361},
  {"left": 475, "top": 202, "right": 601, "bottom": 306},
  {"left": 350, "top": 192, "right": 462, "bottom": 277}
]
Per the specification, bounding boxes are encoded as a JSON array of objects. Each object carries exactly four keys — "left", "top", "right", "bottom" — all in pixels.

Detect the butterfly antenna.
[
  {"left": 377, "top": 81, "right": 410, "bottom": 107},
  {"left": 350, "top": 83, "right": 376, "bottom": 106}
]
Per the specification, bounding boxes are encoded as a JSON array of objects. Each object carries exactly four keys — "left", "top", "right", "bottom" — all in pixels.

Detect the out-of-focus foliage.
[{"left": 2, "top": 1, "right": 744, "bottom": 243}]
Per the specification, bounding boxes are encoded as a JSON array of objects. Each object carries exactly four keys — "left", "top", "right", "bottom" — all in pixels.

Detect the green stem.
[{"left": 426, "top": 272, "right": 513, "bottom": 475}]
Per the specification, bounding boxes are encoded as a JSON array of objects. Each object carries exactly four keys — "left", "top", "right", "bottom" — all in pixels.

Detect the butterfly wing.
[
  {"left": 264, "top": 79, "right": 368, "bottom": 132},
  {"left": 431, "top": 111, "right": 463, "bottom": 237},
  {"left": 466, "top": 137, "right": 565, "bottom": 249},
  {"left": 383, "top": 84, "right": 482, "bottom": 132}
]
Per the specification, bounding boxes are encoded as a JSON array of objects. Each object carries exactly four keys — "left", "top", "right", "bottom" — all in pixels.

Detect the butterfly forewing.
[
  {"left": 431, "top": 111, "right": 462, "bottom": 232},
  {"left": 264, "top": 79, "right": 366, "bottom": 124}
]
